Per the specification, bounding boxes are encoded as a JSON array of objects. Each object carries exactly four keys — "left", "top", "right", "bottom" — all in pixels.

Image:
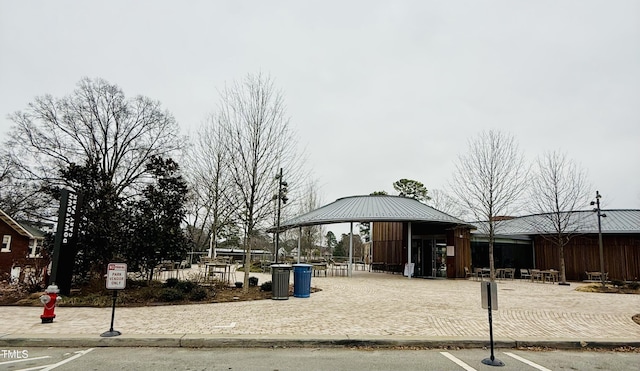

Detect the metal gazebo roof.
[{"left": 272, "top": 195, "right": 472, "bottom": 231}]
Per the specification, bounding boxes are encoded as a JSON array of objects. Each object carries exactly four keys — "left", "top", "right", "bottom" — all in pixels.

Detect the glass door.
[
  {"left": 434, "top": 242, "right": 447, "bottom": 278},
  {"left": 412, "top": 237, "right": 447, "bottom": 278},
  {"left": 411, "top": 239, "right": 424, "bottom": 276}
]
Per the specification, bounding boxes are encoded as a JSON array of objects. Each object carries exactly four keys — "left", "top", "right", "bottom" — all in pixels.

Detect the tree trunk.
[{"left": 558, "top": 234, "right": 567, "bottom": 284}]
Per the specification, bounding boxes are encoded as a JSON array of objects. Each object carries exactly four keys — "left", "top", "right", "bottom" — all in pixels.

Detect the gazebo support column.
[
  {"left": 407, "top": 222, "right": 412, "bottom": 279},
  {"left": 349, "top": 222, "right": 353, "bottom": 277}
]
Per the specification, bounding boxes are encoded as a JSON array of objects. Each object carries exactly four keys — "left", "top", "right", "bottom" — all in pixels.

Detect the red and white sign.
[{"left": 106, "top": 263, "right": 127, "bottom": 290}]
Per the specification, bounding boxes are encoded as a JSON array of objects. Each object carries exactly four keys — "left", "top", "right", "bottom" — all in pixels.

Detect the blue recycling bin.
[{"left": 293, "top": 264, "right": 312, "bottom": 298}]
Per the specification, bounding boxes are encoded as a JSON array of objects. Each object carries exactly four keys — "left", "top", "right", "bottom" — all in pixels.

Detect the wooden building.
[
  {"left": 371, "top": 221, "right": 472, "bottom": 278},
  {"left": 275, "top": 195, "right": 474, "bottom": 278},
  {"left": 276, "top": 195, "right": 639, "bottom": 282},
  {"left": 470, "top": 210, "right": 640, "bottom": 281},
  {"left": 371, "top": 209, "right": 640, "bottom": 281}
]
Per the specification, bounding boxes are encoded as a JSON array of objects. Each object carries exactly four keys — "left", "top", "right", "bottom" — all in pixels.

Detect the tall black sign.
[{"left": 50, "top": 189, "right": 83, "bottom": 295}]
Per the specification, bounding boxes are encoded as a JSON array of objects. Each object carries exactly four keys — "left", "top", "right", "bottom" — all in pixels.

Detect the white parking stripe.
[
  {"left": 0, "top": 356, "right": 51, "bottom": 365},
  {"left": 19, "top": 348, "right": 94, "bottom": 371},
  {"left": 440, "top": 352, "right": 478, "bottom": 371},
  {"left": 504, "top": 352, "right": 553, "bottom": 371}
]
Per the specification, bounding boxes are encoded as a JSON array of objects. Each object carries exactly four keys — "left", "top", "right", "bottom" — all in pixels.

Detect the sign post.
[
  {"left": 481, "top": 281, "right": 504, "bottom": 367},
  {"left": 101, "top": 263, "right": 127, "bottom": 337}
]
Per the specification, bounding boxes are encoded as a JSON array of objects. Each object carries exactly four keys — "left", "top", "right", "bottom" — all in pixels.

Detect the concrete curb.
[{"left": 1, "top": 334, "right": 639, "bottom": 350}]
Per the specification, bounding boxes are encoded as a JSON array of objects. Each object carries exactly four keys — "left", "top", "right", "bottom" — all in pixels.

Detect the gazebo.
[{"left": 271, "top": 195, "right": 475, "bottom": 278}]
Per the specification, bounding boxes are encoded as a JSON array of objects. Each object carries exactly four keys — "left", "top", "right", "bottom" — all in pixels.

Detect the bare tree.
[
  {"left": 529, "top": 151, "right": 592, "bottom": 284},
  {"left": 0, "top": 154, "right": 9, "bottom": 183},
  {"left": 216, "top": 73, "right": 302, "bottom": 291},
  {"left": 183, "top": 117, "right": 235, "bottom": 258},
  {"left": 427, "top": 189, "right": 468, "bottom": 219},
  {"left": 451, "top": 130, "right": 529, "bottom": 281},
  {"left": 6, "top": 77, "right": 184, "bottom": 198},
  {"left": 298, "top": 181, "right": 324, "bottom": 260},
  {"left": 0, "top": 144, "right": 60, "bottom": 221}
]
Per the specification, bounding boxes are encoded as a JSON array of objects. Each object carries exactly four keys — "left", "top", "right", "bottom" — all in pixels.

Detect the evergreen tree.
[
  {"left": 126, "top": 156, "right": 191, "bottom": 281},
  {"left": 393, "top": 179, "right": 430, "bottom": 202}
]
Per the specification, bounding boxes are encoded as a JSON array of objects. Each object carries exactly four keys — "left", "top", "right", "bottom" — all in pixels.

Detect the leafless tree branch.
[{"left": 451, "top": 130, "right": 529, "bottom": 280}]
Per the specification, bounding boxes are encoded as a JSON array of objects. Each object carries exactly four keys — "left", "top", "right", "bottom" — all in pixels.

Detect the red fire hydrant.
[{"left": 40, "top": 284, "right": 60, "bottom": 324}]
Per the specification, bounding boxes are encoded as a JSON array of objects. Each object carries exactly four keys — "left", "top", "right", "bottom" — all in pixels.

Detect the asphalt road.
[{"left": 2, "top": 347, "right": 639, "bottom": 371}]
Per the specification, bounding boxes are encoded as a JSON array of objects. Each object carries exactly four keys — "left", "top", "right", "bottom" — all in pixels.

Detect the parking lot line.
[
  {"left": 33, "top": 348, "right": 94, "bottom": 371},
  {"left": 440, "top": 352, "right": 478, "bottom": 371},
  {"left": 0, "top": 356, "right": 51, "bottom": 366},
  {"left": 503, "top": 352, "right": 552, "bottom": 371}
]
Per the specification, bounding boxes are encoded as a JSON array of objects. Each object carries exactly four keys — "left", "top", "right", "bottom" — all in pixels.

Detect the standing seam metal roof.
[
  {"left": 471, "top": 209, "right": 640, "bottom": 236},
  {"left": 274, "top": 195, "right": 472, "bottom": 231}
]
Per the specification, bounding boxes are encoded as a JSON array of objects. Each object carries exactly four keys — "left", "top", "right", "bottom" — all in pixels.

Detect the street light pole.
[
  {"left": 591, "top": 191, "right": 607, "bottom": 286},
  {"left": 274, "top": 168, "right": 288, "bottom": 264}
]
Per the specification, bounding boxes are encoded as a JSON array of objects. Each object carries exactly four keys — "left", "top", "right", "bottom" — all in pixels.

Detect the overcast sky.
[{"left": 1, "top": 1, "right": 639, "bottom": 221}]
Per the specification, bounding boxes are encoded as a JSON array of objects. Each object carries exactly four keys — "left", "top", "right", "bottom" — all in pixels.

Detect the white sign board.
[
  {"left": 403, "top": 263, "right": 415, "bottom": 277},
  {"left": 446, "top": 245, "right": 455, "bottom": 257},
  {"left": 481, "top": 281, "right": 498, "bottom": 310},
  {"left": 106, "top": 263, "right": 127, "bottom": 290}
]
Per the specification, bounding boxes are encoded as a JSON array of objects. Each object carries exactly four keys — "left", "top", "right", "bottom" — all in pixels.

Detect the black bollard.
[
  {"left": 100, "top": 290, "right": 121, "bottom": 337},
  {"left": 482, "top": 282, "right": 504, "bottom": 366}
]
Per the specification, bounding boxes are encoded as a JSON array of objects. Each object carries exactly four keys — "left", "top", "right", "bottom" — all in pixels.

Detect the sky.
[{"left": 1, "top": 0, "right": 639, "bottom": 228}]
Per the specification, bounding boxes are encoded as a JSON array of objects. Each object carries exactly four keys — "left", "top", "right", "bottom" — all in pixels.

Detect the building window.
[
  {"left": 28, "top": 239, "right": 43, "bottom": 258},
  {"left": 1, "top": 235, "right": 11, "bottom": 252}
]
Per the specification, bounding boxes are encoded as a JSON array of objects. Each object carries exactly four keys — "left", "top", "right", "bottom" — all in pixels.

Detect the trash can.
[
  {"left": 271, "top": 264, "right": 292, "bottom": 300},
  {"left": 293, "top": 263, "right": 312, "bottom": 298}
]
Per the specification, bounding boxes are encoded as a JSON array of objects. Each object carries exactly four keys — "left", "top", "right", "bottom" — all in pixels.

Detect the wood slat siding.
[
  {"left": 533, "top": 235, "right": 640, "bottom": 281},
  {"left": 372, "top": 222, "right": 405, "bottom": 266},
  {"left": 453, "top": 227, "right": 472, "bottom": 278},
  {"left": 372, "top": 222, "right": 473, "bottom": 277}
]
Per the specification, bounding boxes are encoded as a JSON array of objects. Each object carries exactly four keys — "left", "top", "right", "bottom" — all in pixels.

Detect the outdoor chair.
[
  {"left": 530, "top": 269, "right": 543, "bottom": 282},
  {"left": 473, "top": 268, "right": 488, "bottom": 281},
  {"left": 503, "top": 268, "right": 515, "bottom": 280},
  {"left": 519, "top": 268, "right": 531, "bottom": 280},
  {"left": 464, "top": 266, "right": 473, "bottom": 279},
  {"left": 228, "top": 263, "right": 238, "bottom": 284}
]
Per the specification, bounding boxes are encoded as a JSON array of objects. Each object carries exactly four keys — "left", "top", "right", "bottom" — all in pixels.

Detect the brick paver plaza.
[{"left": 1, "top": 270, "right": 639, "bottom": 345}]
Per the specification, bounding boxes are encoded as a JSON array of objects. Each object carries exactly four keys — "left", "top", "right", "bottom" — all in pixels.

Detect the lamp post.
[
  {"left": 273, "top": 168, "right": 288, "bottom": 264},
  {"left": 590, "top": 191, "right": 607, "bottom": 286}
]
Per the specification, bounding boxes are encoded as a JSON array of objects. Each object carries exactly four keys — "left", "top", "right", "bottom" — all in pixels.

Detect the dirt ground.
[
  {"left": 0, "top": 279, "right": 322, "bottom": 307},
  {"left": 0, "top": 281, "right": 276, "bottom": 307}
]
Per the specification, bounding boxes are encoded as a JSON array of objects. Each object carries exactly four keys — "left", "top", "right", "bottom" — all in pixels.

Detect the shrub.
[
  {"left": 164, "top": 278, "right": 180, "bottom": 288},
  {"left": 611, "top": 280, "right": 624, "bottom": 288},
  {"left": 126, "top": 279, "right": 149, "bottom": 289},
  {"left": 139, "top": 287, "right": 158, "bottom": 301},
  {"left": 260, "top": 281, "right": 272, "bottom": 292},
  {"left": 249, "top": 277, "right": 259, "bottom": 287},
  {"left": 175, "top": 280, "right": 196, "bottom": 293},
  {"left": 159, "top": 288, "right": 184, "bottom": 302},
  {"left": 189, "top": 287, "right": 208, "bottom": 301},
  {"left": 626, "top": 281, "right": 640, "bottom": 290}
]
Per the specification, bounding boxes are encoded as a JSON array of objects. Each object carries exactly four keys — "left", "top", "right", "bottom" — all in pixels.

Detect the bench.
[{"left": 585, "top": 271, "right": 608, "bottom": 282}]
